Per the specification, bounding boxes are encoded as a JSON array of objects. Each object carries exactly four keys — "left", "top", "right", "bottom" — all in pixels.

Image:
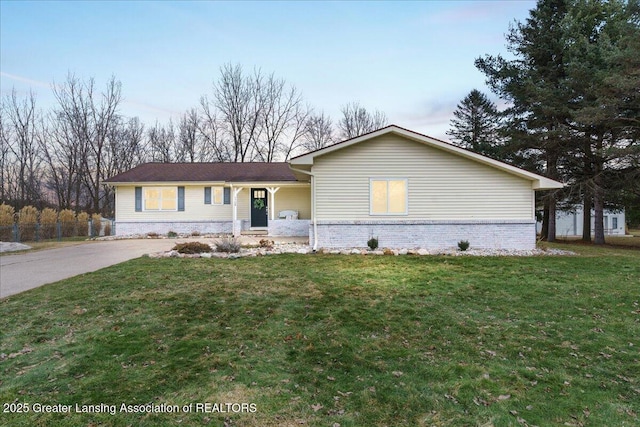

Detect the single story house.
[
  {"left": 536, "top": 206, "right": 626, "bottom": 237},
  {"left": 105, "top": 125, "right": 563, "bottom": 250}
]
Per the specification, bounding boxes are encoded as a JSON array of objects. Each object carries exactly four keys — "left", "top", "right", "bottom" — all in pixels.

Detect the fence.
[{"left": 0, "top": 219, "right": 114, "bottom": 243}]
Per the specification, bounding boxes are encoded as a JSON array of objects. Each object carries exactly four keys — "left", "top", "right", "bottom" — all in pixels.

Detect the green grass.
[{"left": 1, "top": 244, "right": 639, "bottom": 426}]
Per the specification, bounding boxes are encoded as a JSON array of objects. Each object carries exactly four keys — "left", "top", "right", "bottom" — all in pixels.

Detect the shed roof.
[{"left": 104, "top": 162, "right": 298, "bottom": 183}]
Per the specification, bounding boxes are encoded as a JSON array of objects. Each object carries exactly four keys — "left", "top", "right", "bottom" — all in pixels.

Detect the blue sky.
[{"left": 0, "top": 0, "right": 535, "bottom": 139}]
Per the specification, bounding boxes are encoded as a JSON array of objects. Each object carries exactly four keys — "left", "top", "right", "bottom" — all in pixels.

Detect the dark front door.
[{"left": 250, "top": 188, "right": 268, "bottom": 228}]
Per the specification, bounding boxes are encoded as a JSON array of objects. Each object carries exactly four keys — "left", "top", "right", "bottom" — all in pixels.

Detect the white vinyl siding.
[{"left": 312, "top": 134, "right": 533, "bottom": 221}]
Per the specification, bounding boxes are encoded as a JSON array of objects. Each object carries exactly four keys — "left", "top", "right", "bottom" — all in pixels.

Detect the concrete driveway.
[
  {"left": 0, "top": 236, "right": 308, "bottom": 299},
  {"left": 0, "top": 238, "right": 179, "bottom": 299}
]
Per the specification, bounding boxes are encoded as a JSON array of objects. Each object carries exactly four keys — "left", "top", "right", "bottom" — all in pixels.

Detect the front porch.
[{"left": 230, "top": 183, "right": 311, "bottom": 239}]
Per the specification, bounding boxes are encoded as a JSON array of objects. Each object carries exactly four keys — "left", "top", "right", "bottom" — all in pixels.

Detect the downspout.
[
  {"left": 230, "top": 183, "right": 236, "bottom": 237},
  {"left": 289, "top": 167, "right": 318, "bottom": 252}
]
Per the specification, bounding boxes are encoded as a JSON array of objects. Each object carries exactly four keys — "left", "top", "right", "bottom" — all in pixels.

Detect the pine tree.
[
  {"left": 561, "top": 0, "right": 640, "bottom": 244},
  {"left": 476, "top": 0, "right": 573, "bottom": 242},
  {"left": 476, "top": 0, "right": 640, "bottom": 244},
  {"left": 446, "top": 89, "right": 503, "bottom": 159}
]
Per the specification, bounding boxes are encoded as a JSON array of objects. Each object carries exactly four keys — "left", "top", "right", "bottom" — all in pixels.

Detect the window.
[
  {"left": 370, "top": 179, "right": 407, "bottom": 215},
  {"left": 204, "top": 187, "right": 231, "bottom": 205},
  {"left": 144, "top": 187, "right": 177, "bottom": 211},
  {"left": 612, "top": 217, "right": 618, "bottom": 229},
  {"left": 213, "top": 187, "right": 224, "bottom": 204}
]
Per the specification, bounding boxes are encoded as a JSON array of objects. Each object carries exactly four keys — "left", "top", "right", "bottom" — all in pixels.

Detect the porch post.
[
  {"left": 232, "top": 186, "right": 243, "bottom": 237},
  {"left": 266, "top": 187, "right": 280, "bottom": 221}
]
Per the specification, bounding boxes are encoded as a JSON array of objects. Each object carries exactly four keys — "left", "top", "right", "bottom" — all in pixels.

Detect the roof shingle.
[{"left": 104, "top": 162, "right": 298, "bottom": 183}]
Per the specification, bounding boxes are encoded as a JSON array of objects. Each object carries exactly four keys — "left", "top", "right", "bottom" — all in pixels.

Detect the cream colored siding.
[
  {"left": 114, "top": 185, "right": 311, "bottom": 222},
  {"left": 234, "top": 186, "right": 311, "bottom": 220},
  {"left": 115, "top": 185, "right": 232, "bottom": 221},
  {"left": 312, "top": 135, "right": 533, "bottom": 220},
  {"left": 237, "top": 188, "right": 250, "bottom": 220},
  {"left": 273, "top": 187, "right": 311, "bottom": 219}
]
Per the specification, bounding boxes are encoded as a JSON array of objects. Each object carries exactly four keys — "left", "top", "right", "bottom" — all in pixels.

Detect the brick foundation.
[
  {"left": 310, "top": 220, "right": 536, "bottom": 250},
  {"left": 115, "top": 221, "right": 233, "bottom": 236},
  {"left": 268, "top": 219, "right": 310, "bottom": 237}
]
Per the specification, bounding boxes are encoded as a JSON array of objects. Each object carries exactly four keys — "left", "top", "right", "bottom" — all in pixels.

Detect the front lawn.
[{"left": 1, "top": 245, "right": 638, "bottom": 426}]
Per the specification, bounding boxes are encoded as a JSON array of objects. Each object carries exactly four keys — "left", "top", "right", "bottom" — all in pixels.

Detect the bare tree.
[
  {"left": 338, "top": 101, "right": 387, "bottom": 140},
  {"left": 147, "top": 120, "right": 176, "bottom": 163},
  {"left": 103, "top": 116, "right": 146, "bottom": 177},
  {"left": 52, "top": 74, "right": 122, "bottom": 213},
  {"left": 214, "top": 63, "right": 265, "bottom": 162},
  {"left": 176, "top": 108, "right": 200, "bottom": 162},
  {"left": 257, "top": 74, "right": 309, "bottom": 161},
  {"left": 198, "top": 95, "right": 232, "bottom": 162},
  {"left": 302, "top": 111, "right": 335, "bottom": 152},
  {"left": 2, "top": 89, "right": 44, "bottom": 207},
  {"left": 203, "top": 64, "right": 314, "bottom": 161},
  {"left": 39, "top": 109, "right": 83, "bottom": 210},
  {"left": 0, "top": 105, "right": 9, "bottom": 203}
]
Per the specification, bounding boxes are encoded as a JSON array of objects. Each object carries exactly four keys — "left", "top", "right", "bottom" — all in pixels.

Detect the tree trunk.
[
  {"left": 541, "top": 200, "right": 550, "bottom": 241},
  {"left": 547, "top": 193, "right": 557, "bottom": 242},
  {"left": 593, "top": 134, "right": 605, "bottom": 245},
  {"left": 545, "top": 148, "right": 559, "bottom": 243},
  {"left": 593, "top": 172, "right": 605, "bottom": 245},
  {"left": 582, "top": 192, "right": 592, "bottom": 242}
]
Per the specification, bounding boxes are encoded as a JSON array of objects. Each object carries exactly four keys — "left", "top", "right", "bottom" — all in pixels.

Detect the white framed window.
[
  {"left": 212, "top": 187, "right": 224, "bottom": 205},
  {"left": 204, "top": 187, "right": 230, "bottom": 205},
  {"left": 370, "top": 178, "right": 408, "bottom": 215},
  {"left": 144, "top": 187, "right": 177, "bottom": 211}
]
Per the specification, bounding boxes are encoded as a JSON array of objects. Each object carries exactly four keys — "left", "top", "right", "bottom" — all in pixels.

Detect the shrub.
[
  {"left": 215, "top": 236, "right": 241, "bottom": 253},
  {"left": 77, "top": 212, "right": 89, "bottom": 236},
  {"left": 91, "top": 213, "right": 102, "bottom": 237},
  {"left": 167, "top": 230, "right": 178, "bottom": 238},
  {"left": 40, "top": 208, "right": 58, "bottom": 239},
  {"left": 259, "top": 238, "right": 274, "bottom": 249},
  {"left": 191, "top": 230, "right": 201, "bottom": 237},
  {"left": 104, "top": 222, "right": 112, "bottom": 236},
  {"left": 367, "top": 237, "right": 379, "bottom": 250},
  {"left": 458, "top": 240, "right": 470, "bottom": 251},
  {"left": 172, "top": 241, "right": 212, "bottom": 254},
  {"left": 0, "top": 204, "right": 15, "bottom": 241},
  {"left": 18, "top": 205, "right": 39, "bottom": 241},
  {"left": 383, "top": 248, "right": 394, "bottom": 256},
  {"left": 58, "top": 209, "right": 76, "bottom": 237}
]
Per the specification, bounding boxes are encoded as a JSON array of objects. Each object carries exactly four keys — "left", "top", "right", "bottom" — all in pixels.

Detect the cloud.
[
  {"left": 395, "top": 98, "right": 457, "bottom": 126},
  {"left": 0, "top": 71, "right": 50, "bottom": 89}
]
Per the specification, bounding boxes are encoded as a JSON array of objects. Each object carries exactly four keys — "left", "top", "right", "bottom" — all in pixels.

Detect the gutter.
[{"left": 289, "top": 167, "right": 318, "bottom": 252}]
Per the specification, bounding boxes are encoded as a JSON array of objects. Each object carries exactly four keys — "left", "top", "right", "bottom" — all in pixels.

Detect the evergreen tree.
[
  {"left": 447, "top": 89, "right": 503, "bottom": 159},
  {"left": 476, "top": 0, "right": 571, "bottom": 242},
  {"left": 561, "top": 0, "right": 640, "bottom": 244},
  {"left": 476, "top": 0, "right": 639, "bottom": 244}
]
